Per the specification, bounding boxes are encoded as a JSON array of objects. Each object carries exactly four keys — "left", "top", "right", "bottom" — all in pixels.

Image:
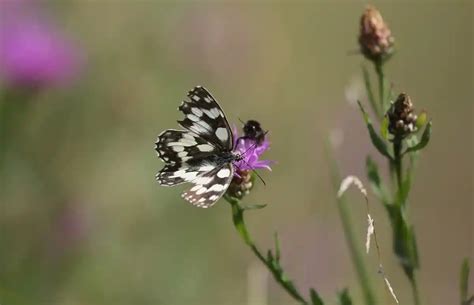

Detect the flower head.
[
  {"left": 0, "top": 3, "right": 82, "bottom": 88},
  {"left": 358, "top": 6, "right": 394, "bottom": 62},
  {"left": 226, "top": 123, "right": 272, "bottom": 199},
  {"left": 232, "top": 126, "right": 272, "bottom": 172},
  {"left": 386, "top": 93, "right": 418, "bottom": 138}
]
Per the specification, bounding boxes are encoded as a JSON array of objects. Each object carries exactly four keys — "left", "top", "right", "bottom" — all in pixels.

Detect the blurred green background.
[{"left": 0, "top": 1, "right": 472, "bottom": 305}]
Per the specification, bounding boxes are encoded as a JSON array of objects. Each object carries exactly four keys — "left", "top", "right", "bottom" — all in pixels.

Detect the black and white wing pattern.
[
  {"left": 155, "top": 86, "right": 236, "bottom": 208},
  {"left": 177, "top": 86, "right": 233, "bottom": 150},
  {"left": 181, "top": 163, "right": 234, "bottom": 208}
]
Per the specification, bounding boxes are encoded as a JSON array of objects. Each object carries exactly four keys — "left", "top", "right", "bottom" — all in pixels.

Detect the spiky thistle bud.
[
  {"left": 358, "top": 6, "right": 394, "bottom": 62},
  {"left": 226, "top": 170, "right": 254, "bottom": 199},
  {"left": 386, "top": 93, "right": 418, "bottom": 138}
]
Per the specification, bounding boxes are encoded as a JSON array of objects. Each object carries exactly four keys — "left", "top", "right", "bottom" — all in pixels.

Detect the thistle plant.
[
  {"left": 223, "top": 122, "right": 327, "bottom": 305},
  {"left": 331, "top": 5, "right": 432, "bottom": 305}
]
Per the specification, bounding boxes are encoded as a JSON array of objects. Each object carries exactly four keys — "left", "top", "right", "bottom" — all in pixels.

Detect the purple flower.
[
  {"left": 232, "top": 126, "right": 272, "bottom": 173},
  {"left": 0, "top": 2, "right": 82, "bottom": 88}
]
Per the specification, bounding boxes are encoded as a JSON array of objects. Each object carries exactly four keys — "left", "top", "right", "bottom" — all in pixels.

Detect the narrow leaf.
[
  {"left": 381, "top": 115, "right": 389, "bottom": 140},
  {"left": 366, "top": 156, "right": 390, "bottom": 204},
  {"left": 310, "top": 288, "right": 324, "bottom": 305},
  {"left": 274, "top": 232, "right": 281, "bottom": 262},
  {"left": 357, "top": 101, "right": 393, "bottom": 160},
  {"left": 338, "top": 289, "right": 353, "bottom": 305},
  {"left": 405, "top": 121, "right": 432, "bottom": 154},
  {"left": 241, "top": 203, "right": 267, "bottom": 210}
]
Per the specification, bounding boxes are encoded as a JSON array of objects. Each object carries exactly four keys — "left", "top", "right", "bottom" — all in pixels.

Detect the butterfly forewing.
[
  {"left": 155, "top": 129, "right": 219, "bottom": 165},
  {"left": 181, "top": 163, "right": 234, "bottom": 208},
  {"left": 178, "top": 86, "right": 233, "bottom": 150}
]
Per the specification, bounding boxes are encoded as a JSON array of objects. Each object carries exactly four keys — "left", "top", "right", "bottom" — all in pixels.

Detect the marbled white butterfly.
[{"left": 155, "top": 86, "right": 243, "bottom": 208}]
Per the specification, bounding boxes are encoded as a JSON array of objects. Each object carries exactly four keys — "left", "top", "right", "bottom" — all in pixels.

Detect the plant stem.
[
  {"left": 225, "top": 196, "right": 310, "bottom": 305},
  {"left": 375, "top": 60, "right": 386, "bottom": 113},
  {"left": 393, "top": 137, "right": 403, "bottom": 194},
  {"left": 326, "top": 143, "right": 377, "bottom": 305},
  {"left": 410, "top": 274, "right": 421, "bottom": 305}
]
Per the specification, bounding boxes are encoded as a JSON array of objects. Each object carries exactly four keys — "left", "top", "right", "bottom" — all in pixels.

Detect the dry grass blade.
[{"left": 338, "top": 175, "right": 399, "bottom": 304}]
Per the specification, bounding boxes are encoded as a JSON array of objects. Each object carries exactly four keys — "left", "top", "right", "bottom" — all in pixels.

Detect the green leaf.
[
  {"left": 240, "top": 203, "right": 267, "bottom": 210},
  {"left": 366, "top": 156, "right": 390, "bottom": 205},
  {"left": 274, "top": 232, "right": 281, "bottom": 262},
  {"left": 404, "top": 121, "right": 432, "bottom": 154},
  {"left": 381, "top": 115, "right": 389, "bottom": 140},
  {"left": 337, "top": 288, "right": 353, "bottom": 305},
  {"left": 385, "top": 205, "right": 419, "bottom": 279},
  {"left": 461, "top": 259, "right": 470, "bottom": 305},
  {"left": 267, "top": 249, "right": 274, "bottom": 262},
  {"left": 396, "top": 170, "right": 411, "bottom": 206},
  {"left": 357, "top": 101, "right": 393, "bottom": 160},
  {"left": 310, "top": 288, "right": 324, "bottom": 305},
  {"left": 416, "top": 111, "right": 428, "bottom": 129}
]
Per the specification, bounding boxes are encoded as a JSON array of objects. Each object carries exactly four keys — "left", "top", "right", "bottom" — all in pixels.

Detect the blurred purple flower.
[
  {"left": 0, "top": 3, "right": 82, "bottom": 88},
  {"left": 232, "top": 126, "right": 272, "bottom": 172}
]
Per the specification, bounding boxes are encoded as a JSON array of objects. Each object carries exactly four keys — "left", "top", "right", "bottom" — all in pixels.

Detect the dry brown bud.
[
  {"left": 226, "top": 170, "right": 254, "bottom": 199},
  {"left": 387, "top": 93, "right": 418, "bottom": 138},
  {"left": 359, "top": 6, "right": 395, "bottom": 62}
]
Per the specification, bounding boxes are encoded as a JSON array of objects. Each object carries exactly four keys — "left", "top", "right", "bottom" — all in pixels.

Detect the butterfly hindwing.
[
  {"left": 178, "top": 86, "right": 233, "bottom": 150},
  {"left": 156, "top": 162, "right": 219, "bottom": 187},
  {"left": 155, "top": 129, "right": 220, "bottom": 164},
  {"left": 181, "top": 163, "right": 234, "bottom": 208}
]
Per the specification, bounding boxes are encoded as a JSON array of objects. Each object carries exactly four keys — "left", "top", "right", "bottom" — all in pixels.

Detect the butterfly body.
[{"left": 155, "top": 86, "right": 238, "bottom": 208}]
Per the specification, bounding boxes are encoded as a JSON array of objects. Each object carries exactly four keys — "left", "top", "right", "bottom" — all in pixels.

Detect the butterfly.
[{"left": 155, "top": 86, "right": 244, "bottom": 208}]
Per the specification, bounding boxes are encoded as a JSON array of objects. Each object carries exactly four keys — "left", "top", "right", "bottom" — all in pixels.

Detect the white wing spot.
[
  {"left": 197, "top": 144, "right": 214, "bottom": 152},
  {"left": 199, "top": 165, "right": 215, "bottom": 172},
  {"left": 191, "top": 107, "right": 203, "bottom": 117},
  {"left": 217, "top": 168, "right": 231, "bottom": 178},
  {"left": 203, "top": 109, "right": 218, "bottom": 119},
  {"left": 192, "top": 95, "right": 200, "bottom": 101},
  {"left": 208, "top": 184, "right": 225, "bottom": 192},
  {"left": 190, "top": 122, "right": 211, "bottom": 134},
  {"left": 177, "top": 151, "right": 188, "bottom": 157},
  {"left": 210, "top": 108, "right": 220, "bottom": 118},
  {"left": 172, "top": 146, "right": 185, "bottom": 152},
  {"left": 215, "top": 127, "right": 228, "bottom": 141},
  {"left": 196, "top": 187, "right": 207, "bottom": 195},
  {"left": 187, "top": 114, "right": 200, "bottom": 122},
  {"left": 195, "top": 176, "right": 212, "bottom": 185},
  {"left": 182, "top": 171, "right": 198, "bottom": 181}
]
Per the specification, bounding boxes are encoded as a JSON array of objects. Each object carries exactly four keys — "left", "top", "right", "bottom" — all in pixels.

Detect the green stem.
[
  {"left": 410, "top": 275, "right": 421, "bottom": 305},
  {"left": 393, "top": 137, "right": 403, "bottom": 196},
  {"left": 375, "top": 60, "right": 386, "bottom": 114},
  {"left": 362, "top": 64, "right": 380, "bottom": 117},
  {"left": 326, "top": 143, "right": 377, "bottom": 305},
  {"left": 225, "top": 196, "right": 310, "bottom": 305}
]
